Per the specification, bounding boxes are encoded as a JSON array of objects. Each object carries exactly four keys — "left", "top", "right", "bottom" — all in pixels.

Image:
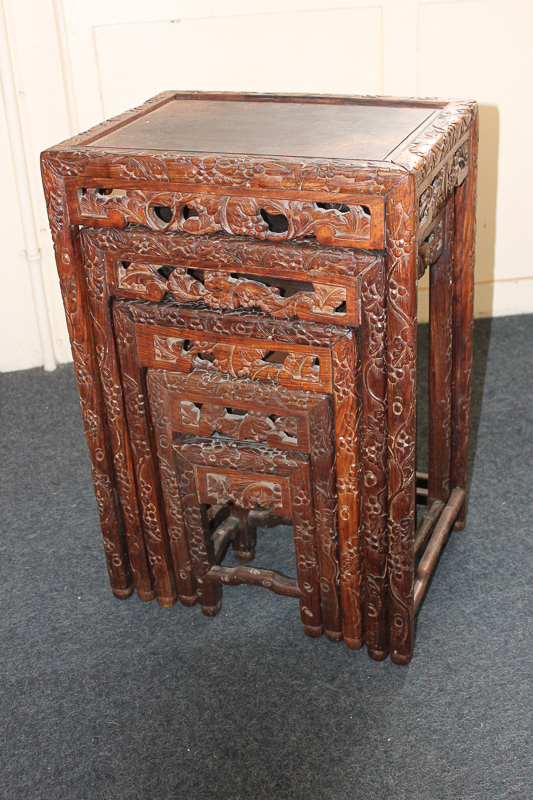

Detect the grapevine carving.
[
  {"left": 385, "top": 175, "right": 418, "bottom": 665},
  {"left": 145, "top": 371, "right": 197, "bottom": 603},
  {"left": 167, "top": 268, "right": 348, "bottom": 322},
  {"left": 394, "top": 101, "right": 476, "bottom": 187},
  {"left": 77, "top": 187, "right": 372, "bottom": 243},
  {"left": 178, "top": 401, "right": 299, "bottom": 447},
  {"left": 152, "top": 334, "right": 322, "bottom": 387},
  {"left": 82, "top": 235, "right": 155, "bottom": 600},
  {"left": 331, "top": 333, "right": 363, "bottom": 648},
  {"left": 360, "top": 263, "right": 389, "bottom": 656},
  {"left": 112, "top": 304, "right": 179, "bottom": 605},
  {"left": 151, "top": 367, "right": 324, "bottom": 413},
  {"left": 118, "top": 299, "right": 349, "bottom": 348},
  {"left": 88, "top": 225, "right": 379, "bottom": 280},
  {"left": 418, "top": 141, "right": 470, "bottom": 235},
  {"left": 203, "top": 473, "right": 286, "bottom": 510},
  {"left": 40, "top": 156, "right": 133, "bottom": 597},
  {"left": 418, "top": 216, "right": 445, "bottom": 278}
]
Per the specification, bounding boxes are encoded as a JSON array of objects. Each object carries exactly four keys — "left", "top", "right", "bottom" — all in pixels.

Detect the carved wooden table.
[{"left": 41, "top": 91, "right": 477, "bottom": 665}]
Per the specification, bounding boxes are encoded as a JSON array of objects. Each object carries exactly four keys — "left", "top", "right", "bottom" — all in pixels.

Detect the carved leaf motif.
[
  {"left": 153, "top": 335, "right": 185, "bottom": 362},
  {"left": 115, "top": 156, "right": 169, "bottom": 182},
  {"left": 222, "top": 196, "right": 268, "bottom": 237},
  {"left": 203, "top": 272, "right": 282, "bottom": 311},
  {"left": 175, "top": 400, "right": 299, "bottom": 446},
  {"left": 307, "top": 284, "right": 346, "bottom": 313},
  {"left": 179, "top": 400, "right": 201, "bottom": 428},
  {"left": 167, "top": 267, "right": 208, "bottom": 302},
  {"left": 204, "top": 473, "right": 284, "bottom": 509},
  {"left": 282, "top": 353, "right": 320, "bottom": 383},
  {"left": 275, "top": 415, "right": 299, "bottom": 438},
  {"left": 76, "top": 188, "right": 371, "bottom": 241},
  {"left": 116, "top": 262, "right": 167, "bottom": 300},
  {"left": 209, "top": 344, "right": 270, "bottom": 378}
]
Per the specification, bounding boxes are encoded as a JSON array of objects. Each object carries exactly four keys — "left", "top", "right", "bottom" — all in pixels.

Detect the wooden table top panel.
[{"left": 90, "top": 98, "right": 436, "bottom": 161}]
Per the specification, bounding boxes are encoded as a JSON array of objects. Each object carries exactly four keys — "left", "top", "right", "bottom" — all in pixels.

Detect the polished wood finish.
[
  {"left": 174, "top": 435, "right": 324, "bottom": 637},
  {"left": 91, "top": 96, "right": 437, "bottom": 160},
  {"left": 413, "top": 488, "right": 466, "bottom": 610},
  {"left": 41, "top": 91, "right": 478, "bottom": 665}
]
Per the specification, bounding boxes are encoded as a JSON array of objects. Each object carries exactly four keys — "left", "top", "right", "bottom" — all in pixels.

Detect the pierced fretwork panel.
[
  {"left": 111, "top": 259, "right": 357, "bottom": 325},
  {"left": 73, "top": 186, "right": 383, "bottom": 248},
  {"left": 135, "top": 324, "right": 333, "bottom": 393},
  {"left": 177, "top": 401, "right": 300, "bottom": 449}
]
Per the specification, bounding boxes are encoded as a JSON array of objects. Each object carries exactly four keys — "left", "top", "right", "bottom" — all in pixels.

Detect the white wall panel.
[
  {"left": 418, "top": 0, "right": 533, "bottom": 317},
  {"left": 1, "top": 0, "right": 532, "bottom": 370},
  {"left": 94, "top": 8, "right": 383, "bottom": 119}
]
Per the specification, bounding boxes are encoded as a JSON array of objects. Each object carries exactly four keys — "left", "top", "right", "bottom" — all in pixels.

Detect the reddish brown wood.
[
  {"left": 142, "top": 364, "right": 342, "bottom": 640},
  {"left": 360, "top": 261, "right": 389, "bottom": 660},
  {"left": 428, "top": 200, "right": 454, "bottom": 506},
  {"left": 206, "top": 565, "right": 302, "bottom": 598},
  {"left": 173, "top": 436, "right": 323, "bottom": 637},
  {"left": 136, "top": 325, "right": 333, "bottom": 394},
  {"left": 42, "top": 92, "right": 478, "bottom": 664},
  {"left": 211, "top": 516, "right": 240, "bottom": 563},
  {"left": 72, "top": 187, "right": 382, "bottom": 249},
  {"left": 414, "top": 500, "right": 445, "bottom": 555},
  {"left": 112, "top": 304, "right": 178, "bottom": 607},
  {"left": 385, "top": 174, "right": 418, "bottom": 666},
  {"left": 81, "top": 232, "right": 154, "bottom": 601},
  {"left": 451, "top": 115, "right": 478, "bottom": 529},
  {"left": 40, "top": 162, "right": 133, "bottom": 599},
  {"left": 332, "top": 333, "right": 363, "bottom": 649},
  {"left": 144, "top": 371, "right": 197, "bottom": 606},
  {"left": 413, "top": 488, "right": 465, "bottom": 610}
]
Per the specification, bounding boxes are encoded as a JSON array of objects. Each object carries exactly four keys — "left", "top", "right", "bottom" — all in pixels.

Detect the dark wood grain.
[
  {"left": 428, "top": 200, "right": 454, "bottom": 506},
  {"left": 413, "top": 488, "right": 465, "bottom": 610},
  {"left": 451, "top": 115, "right": 478, "bottom": 529},
  {"left": 42, "top": 91, "right": 478, "bottom": 664},
  {"left": 173, "top": 435, "right": 323, "bottom": 637},
  {"left": 385, "top": 174, "right": 418, "bottom": 666},
  {"left": 112, "top": 304, "right": 178, "bottom": 607},
  {"left": 360, "top": 261, "right": 389, "bottom": 660},
  {"left": 40, "top": 161, "right": 133, "bottom": 599}
]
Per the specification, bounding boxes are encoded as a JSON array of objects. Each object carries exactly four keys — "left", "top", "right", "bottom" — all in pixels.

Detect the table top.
[{"left": 90, "top": 97, "right": 438, "bottom": 161}]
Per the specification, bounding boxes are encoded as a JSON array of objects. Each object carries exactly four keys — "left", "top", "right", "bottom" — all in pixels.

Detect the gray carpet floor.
[{"left": 0, "top": 315, "right": 531, "bottom": 800}]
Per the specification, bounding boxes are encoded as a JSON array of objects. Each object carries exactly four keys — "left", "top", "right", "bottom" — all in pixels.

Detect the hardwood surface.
[
  {"left": 91, "top": 98, "right": 436, "bottom": 160},
  {"left": 41, "top": 91, "right": 478, "bottom": 665}
]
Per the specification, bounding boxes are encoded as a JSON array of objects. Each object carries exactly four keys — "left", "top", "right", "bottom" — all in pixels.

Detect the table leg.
[
  {"left": 428, "top": 201, "right": 454, "bottom": 507},
  {"left": 451, "top": 117, "right": 479, "bottom": 529},
  {"left": 40, "top": 159, "right": 133, "bottom": 598},
  {"left": 360, "top": 263, "right": 389, "bottom": 660},
  {"left": 385, "top": 174, "right": 418, "bottom": 666}
]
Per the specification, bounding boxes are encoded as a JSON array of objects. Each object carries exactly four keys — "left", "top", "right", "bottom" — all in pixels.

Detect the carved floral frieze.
[{"left": 76, "top": 187, "right": 373, "bottom": 245}]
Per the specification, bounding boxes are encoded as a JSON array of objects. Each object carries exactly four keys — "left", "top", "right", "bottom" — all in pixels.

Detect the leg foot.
[
  {"left": 137, "top": 589, "right": 156, "bottom": 602},
  {"left": 325, "top": 630, "right": 343, "bottom": 643},
  {"left": 178, "top": 593, "right": 198, "bottom": 607},
  {"left": 344, "top": 636, "right": 365, "bottom": 650},
  {"left": 201, "top": 601, "right": 222, "bottom": 617},
  {"left": 112, "top": 585, "right": 134, "bottom": 600},
  {"left": 156, "top": 595, "right": 177, "bottom": 608},
  {"left": 234, "top": 548, "right": 255, "bottom": 563},
  {"left": 303, "top": 624, "right": 324, "bottom": 638},
  {"left": 367, "top": 647, "right": 389, "bottom": 661},
  {"left": 390, "top": 650, "right": 413, "bottom": 666}
]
